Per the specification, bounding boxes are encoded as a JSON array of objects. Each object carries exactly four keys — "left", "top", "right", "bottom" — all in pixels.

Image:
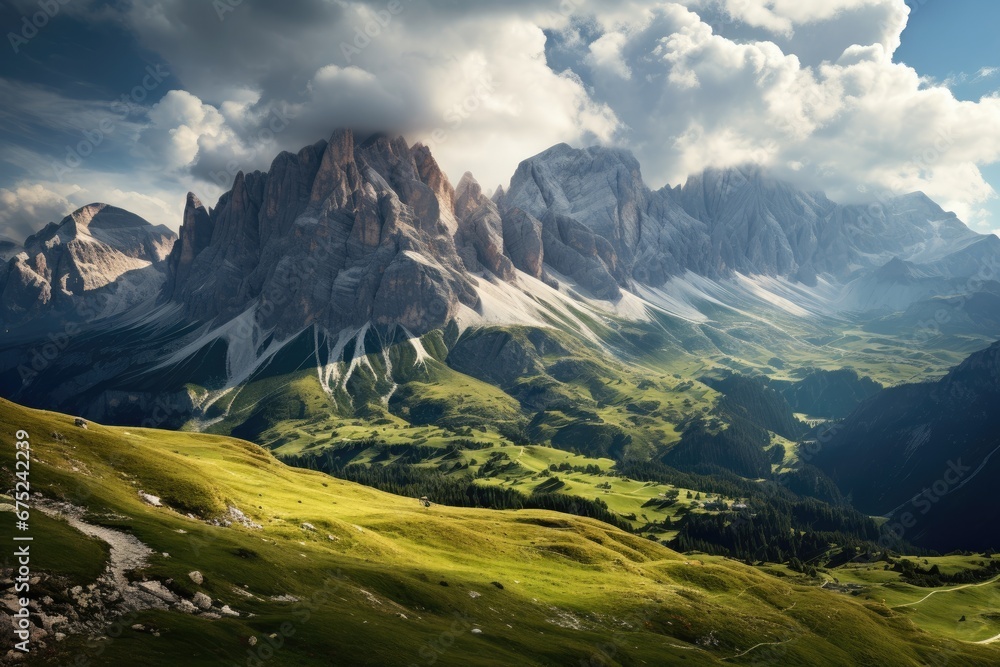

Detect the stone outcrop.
[
  {"left": 453, "top": 172, "right": 515, "bottom": 280},
  {"left": 165, "top": 130, "right": 482, "bottom": 335},
  {"left": 500, "top": 208, "right": 544, "bottom": 279}
]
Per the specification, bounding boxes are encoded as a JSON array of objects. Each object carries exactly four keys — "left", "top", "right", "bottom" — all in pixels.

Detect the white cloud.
[
  {"left": 586, "top": 32, "right": 634, "bottom": 80},
  {"left": 3, "top": 0, "right": 1000, "bottom": 237},
  {"left": 117, "top": 8, "right": 621, "bottom": 194},
  {"left": 553, "top": 2, "right": 1000, "bottom": 229},
  {"left": 0, "top": 175, "right": 186, "bottom": 242},
  {"left": 138, "top": 89, "right": 231, "bottom": 171},
  {"left": 684, "top": 0, "right": 908, "bottom": 47},
  {"left": 0, "top": 183, "right": 76, "bottom": 241}
]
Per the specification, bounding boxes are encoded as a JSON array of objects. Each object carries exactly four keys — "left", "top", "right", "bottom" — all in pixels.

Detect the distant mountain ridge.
[
  {"left": 3, "top": 133, "right": 997, "bottom": 333},
  {"left": 1, "top": 130, "right": 999, "bottom": 442},
  {"left": 0, "top": 203, "right": 175, "bottom": 325},
  {"left": 500, "top": 146, "right": 994, "bottom": 298},
  {"left": 815, "top": 340, "right": 1000, "bottom": 551}
]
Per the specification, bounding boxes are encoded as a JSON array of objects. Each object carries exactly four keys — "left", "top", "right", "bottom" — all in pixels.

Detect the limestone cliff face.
[
  {"left": 453, "top": 172, "right": 515, "bottom": 281},
  {"left": 164, "top": 130, "right": 485, "bottom": 336},
  {"left": 500, "top": 208, "right": 544, "bottom": 279},
  {"left": 501, "top": 144, "right": 994, "bottom": 296},
  {"left": 499, "top": 143, "right": 716, "bottom": 292},
  {"left": 0, "top": 204, "right": 176, "bottom": 325}
]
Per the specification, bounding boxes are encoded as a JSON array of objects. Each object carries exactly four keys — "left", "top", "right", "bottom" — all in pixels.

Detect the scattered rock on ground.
[{"left": 138, "top": 491, "right": 162, "bottom": 507}]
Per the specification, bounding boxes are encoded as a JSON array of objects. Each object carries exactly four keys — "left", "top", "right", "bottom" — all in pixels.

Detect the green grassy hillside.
[{"left": 1, "top": 399, "right": 998, "bottom": 665}]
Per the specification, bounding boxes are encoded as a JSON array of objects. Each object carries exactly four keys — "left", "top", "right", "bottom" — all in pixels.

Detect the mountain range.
[
  {"left": 3, "top": 130, "right": 998, "bottom": 334},
  {"left": 1, "top": 130, "right": 999, "bottom": 556},
  {"left": 3, "top": 130, "right": 1000, "bottom": 665},
  {"left": 0, "top": 203, "right": 175, "bottom": 328},
  {"left": 815, "top": 340, "right": 1000, "bottom": 551}
]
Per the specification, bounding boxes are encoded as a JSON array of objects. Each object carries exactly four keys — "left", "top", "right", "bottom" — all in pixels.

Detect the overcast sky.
[{"left": 1, "top": 0, "right": 999, "bottom": 241}]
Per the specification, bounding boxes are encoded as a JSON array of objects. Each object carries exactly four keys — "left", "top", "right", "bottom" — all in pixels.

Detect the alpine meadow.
[{"left": 2, "top": 1, "right": 1000, "bottom": 665}]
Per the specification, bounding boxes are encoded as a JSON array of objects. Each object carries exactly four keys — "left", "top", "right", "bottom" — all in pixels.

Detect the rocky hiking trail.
[
  {"left": 2, "top": 499, "right": 243, "bottom": 664},
  {"left": 35, "top": 500, "right": 162, "bottom": 611}
]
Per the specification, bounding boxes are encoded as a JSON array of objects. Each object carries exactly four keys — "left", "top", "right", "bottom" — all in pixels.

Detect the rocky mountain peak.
[
  {"left": 11, "top": 133, "right": 995, "bottom": 333},
  {"left": 164, "top": 193, "right": 214, "bottom": 299},
  {"left": 69, "top": 203, "right": 149, "bottom": 230},
  {"left": 453, "top": 172, "right": 515, "bottom": 280},
  {"left": 412, "top": 142, "right": 457, "bottom": 232},
  {"left": 165, "top": 129, "right": 481, "bottom": 336},
  {"left": 454, "top": 172, "right": 485, "bottom": 217},
  {"left": 0, "top": 204, "right": 176, "bottom": 325},
  {"left": 491, "top": 184, "right": 505, "bottom": 206}
]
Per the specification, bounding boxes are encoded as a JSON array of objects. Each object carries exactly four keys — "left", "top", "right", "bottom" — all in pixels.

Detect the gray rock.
[
  {"left": 453, "top": 172, "right": 515, "bottom": 280},
  {"left": 0, "top": 204, "right": 176, "bottom": 325},
  {"left": 165, "top": 130, "right": 483, "bottom": 336},
  {"left": 500, "top": 208, "right": 544, "bottom": 279},
  {"left": 163, "top": 193, "right": 213, "bottom": 299},
  {"left": 192, "top": 592, "right": 212, "bottom": 610},
  {"left": 503, "top": 143, "right": 996, "bottom": 298}
]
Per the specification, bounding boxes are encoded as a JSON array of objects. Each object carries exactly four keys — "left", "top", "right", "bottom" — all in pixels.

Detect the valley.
[
  {"left": 2, "top": 131, "right": 1000, "bottom": 665},
  {"left": 1, "top": 399, "right": 998, "bottom": 666}
]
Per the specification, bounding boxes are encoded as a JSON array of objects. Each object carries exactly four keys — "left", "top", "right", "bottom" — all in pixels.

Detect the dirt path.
[
  {"left": 723, "top": 639, "right": 792, "bottom": 661},
  {"left": 36, "top": 500, "right": 173, "bottom": 611},
  {"left": 41, "top": 502, "right": 152, "bottom": 581},
  {"left": 892, "top": 574, "right": 1000, "bottom": 609}
]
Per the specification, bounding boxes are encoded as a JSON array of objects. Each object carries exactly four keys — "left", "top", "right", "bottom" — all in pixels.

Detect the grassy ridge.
[{"left": 0, "top": 399, "right": 998, "bottom": 665}]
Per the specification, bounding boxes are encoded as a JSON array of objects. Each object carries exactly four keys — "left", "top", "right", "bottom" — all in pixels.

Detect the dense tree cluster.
[
  {"left": 282, "top": 451, "right": 634, "bottom": 532},
  {"left": 892, "top": 557, "right": 1000, "bottom": 587},
  {"left": 661, "top": 416, "right": 773, "bottom": 478}
]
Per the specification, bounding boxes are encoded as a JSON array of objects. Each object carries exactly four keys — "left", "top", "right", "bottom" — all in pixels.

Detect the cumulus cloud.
[
  {"left": 1, "top": 0, "right": 999, "bottom": 236},
  {"left": 0, "top": 175, "right": 188, "bottom": 242},
  {"left": 549, "top": 2, "right": 1000, "bottom": 225},
  {"left": 586, "top": 32, "right": 634, "bottom": 80},
  {"left": 136, "top": 90, "right": 231, "bottom": 171},
  {"left": 112, "top": 1, "right": 621, "bottom": 193},
  {"left": 0, "top": 183, "right": 76, "bottom": 241}
]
